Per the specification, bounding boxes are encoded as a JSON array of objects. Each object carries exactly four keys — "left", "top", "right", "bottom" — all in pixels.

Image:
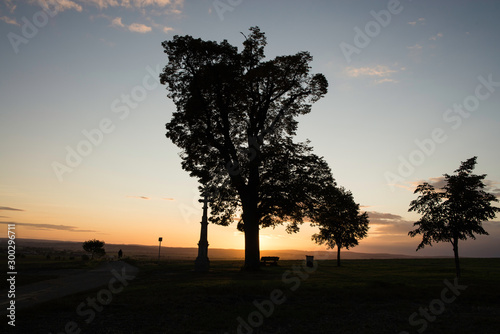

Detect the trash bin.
[{"left": 306, "top": 255, "right": 314, "bottom": 268}]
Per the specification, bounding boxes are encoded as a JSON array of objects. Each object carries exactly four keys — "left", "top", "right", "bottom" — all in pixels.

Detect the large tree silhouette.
[
  {"left": 311, "top": 186, "right": 369, "bottom": 266},
  {"left": 160, "top": 27, "right": 333, "bottom": 269},
  {"left": 409, "top": 157, "right": 499, "bottom": 278}
]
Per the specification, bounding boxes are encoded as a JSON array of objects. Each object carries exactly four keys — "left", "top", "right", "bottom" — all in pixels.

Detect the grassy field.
[
  {"left": 5, "top": 257, "right": 500, "bottom": 333},
  {"left": 2, "top": 255, "right": 101, "bottom": 288}
]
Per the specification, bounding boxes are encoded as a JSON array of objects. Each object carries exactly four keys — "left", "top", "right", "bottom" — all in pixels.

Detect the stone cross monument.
[{"left": 195, "top": 193, "right": 211, "bottom": 272}]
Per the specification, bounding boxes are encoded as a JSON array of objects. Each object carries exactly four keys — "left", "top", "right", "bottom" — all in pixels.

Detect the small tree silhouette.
[
  {"left": 82, "top": 239, "right": 106, "bottom": 259},
  {"left": 409, "top": 157, "right": 499, "bottom": 278},
  {"left": 311, "top": 186, "right": 369, "bottom": 266}
]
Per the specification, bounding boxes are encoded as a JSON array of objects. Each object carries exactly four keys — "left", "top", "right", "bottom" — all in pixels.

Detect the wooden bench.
[{"left": 260, "top": 256, "right": 279, "bottom": 266}]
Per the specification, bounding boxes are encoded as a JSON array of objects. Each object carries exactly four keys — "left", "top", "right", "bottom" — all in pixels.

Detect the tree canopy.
[
  {"left": 82, "top": 239, "right": 106, "bottom": 259},
  {"left": 311, "top": 186, "right": 369, "bottom": 266},
  {"left": 160, "top": 27, "right": 333, "bottom": 269},
  {"left": 409, "top": 156, "right": 499, "bottom": 277}
]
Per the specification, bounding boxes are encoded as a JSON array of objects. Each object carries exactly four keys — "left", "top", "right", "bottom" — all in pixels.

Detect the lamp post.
[
  {"left": 158, "top": 237, "right": 162, "bottom": 262},
  {"left": 195, "top": 193, "right": 211, "bottom": 272}
]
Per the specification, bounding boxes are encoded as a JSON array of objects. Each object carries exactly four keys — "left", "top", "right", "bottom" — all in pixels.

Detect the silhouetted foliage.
[
  {"left": 82, "top": 239, "right": 106, "bottom": 259},
  {"left": 311, "top": 186, "right": 369, "bottom": 266},
  {"left": 409, "top": 156, "right": 499, "bottom": 278},
  {"left": 160, "top": 27, "right": 332, "bottom": 269}
]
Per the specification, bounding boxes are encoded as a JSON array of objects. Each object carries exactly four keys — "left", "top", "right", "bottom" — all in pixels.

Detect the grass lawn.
[
  {"left": 5, "top": 257, "right": 500, "bottom": 333},
  {"left": 2, "top": 255, "right": 101, "bottom": 288}
]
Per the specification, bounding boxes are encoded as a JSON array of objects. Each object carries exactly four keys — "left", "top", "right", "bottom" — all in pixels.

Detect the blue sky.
[{"left": 1, "top": 0, "right": 499, "bottom": 257}]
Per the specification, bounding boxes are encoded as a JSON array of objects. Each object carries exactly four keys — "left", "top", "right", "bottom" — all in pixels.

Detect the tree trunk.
[
  {"left": 452, "top": 237, "right": 461, "bottom": 278},
  {"left": 241, "top": 148, "right": 262, "bottom": 270},
  {"left": 244, "top": 218, "right": 260, "bottom": 270},
  {"left": 241, "top": 193, "right": 261, "bottom": 270},
  {"left": 337, "top": 246, "right": 341, "bottom": 267}
]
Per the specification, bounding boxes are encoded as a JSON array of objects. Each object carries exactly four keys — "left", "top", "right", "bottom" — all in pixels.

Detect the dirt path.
[{"left": 1, "top": 261, "right": 139, "bottom": 310}]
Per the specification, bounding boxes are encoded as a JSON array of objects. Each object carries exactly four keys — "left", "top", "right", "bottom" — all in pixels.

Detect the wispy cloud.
[
  {"left": 127, "top": 0, "right": 182, "bottom": 8},
  {"left": 35, "top": 0, "right": 83, "bottom": 13},
  {"left": 484, "top": 180, "right": 500, "bottom": 199},
  {"left": 145, "top": 17, "right": 174, "bottom": 34},
  {"left": 110, "top": 16, "right": 125, "bottom": 27},
  {"left": 366, "top": 211, "right": 413, "bottom": 237},
  {"left": 162, "top": 26, "right": 173, "bottom": 33},
  {"left": 402, "top": 177, "right": 500, "bottom": 198},
  {"left": 0, "top": 221, "right": 97, "bottom": 232},
  {"left": 74, "top": 0, "right": 183, "bottom": 11},
  {"left": 407, "top": 44, "right": 423, "bottom": 62},
  {"left": 368, "top": 212, "right": 405, "bottom": 223},
  {"left": 345, "top": 65, "right": 396, "bottom": 78},
  {"left": 4, "top": 0, "right": 16, "bottom": 13},
  {"left": 128, "top": 22, "right": 152, "bottom": 33},
  {"left": 128, "top": 195, "right": 176, "bottom": 200},
  {"left": 80, "top": 0, "right": 120, "bottom": 9},
  {"left": 5, "top": 0, "right": 180, "bottom": 35},
  {"left": 56, "top": 0, "right": 83, "bottom": 12},
  {"left": 425, "top": 177, "right": 447, "bottom": 189},
  {"left": 406, "top": 176, "right": 447, "bottom": 191},
  {"left": 374, "top": 78, "right": 399, "bottom": 84},
  {"left": 408, "top": 17, "right": 425, "bottom": 26},
  {"left": 407, "top": 44, "right": 422, "bottom": 51},
  {"left": 128, "top": 195, "right": 151, "bottom": 200},
  {"left": 99, "top": 38, "right": 116, "bottom": 47},
  {"left": 395, "top": 177, "right": 447, "bottom": 193},
  {"left": 344, "top": 65, "right": 401, "bottom": 84},
  {"left": 0, "top": 15, "right": 19, "bottom": 26},
  {"left": 13, "top": 0, "right": 183, "bottom": 14},
  {"left": 429, "top": 32, "right": 443, "bottom": 41},
  {"left": 0, "top": 206, "right": 24, "bottom": 211},
  {"left": 109, "top": 16, "right": 152, "bottom": 33}
]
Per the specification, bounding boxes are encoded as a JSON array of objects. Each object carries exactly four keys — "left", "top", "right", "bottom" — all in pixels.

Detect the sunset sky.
[{"left": 1, "top": 0, "right": 499, "bottom": 258}]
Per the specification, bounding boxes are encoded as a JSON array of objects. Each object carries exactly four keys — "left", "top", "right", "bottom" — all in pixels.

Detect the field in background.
[
  {"left": 2, "top": 238, "right": 429, "bottom": 261},
  {"left": 4, "top": 255, "right": 500, "bottom": 334}
]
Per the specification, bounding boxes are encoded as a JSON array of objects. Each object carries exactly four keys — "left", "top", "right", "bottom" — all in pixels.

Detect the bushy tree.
[
  {"left": 82, "top": 239, "right": 106, "bottom": 259},
  {"left": 311, "top": 186, "right": 369, "bottom": 266},
  {"left": 160, "top": 27, "right": 332, "bottom": 269},
  {"left": 409, "top": 157, "right": 499, "bottom": 278}
]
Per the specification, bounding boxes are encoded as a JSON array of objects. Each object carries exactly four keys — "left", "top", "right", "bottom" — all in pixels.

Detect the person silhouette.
[{"left": 118, "top": 249, "right": 123, "bottom": 259}]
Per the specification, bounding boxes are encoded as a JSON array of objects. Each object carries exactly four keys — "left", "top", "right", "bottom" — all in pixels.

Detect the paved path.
[{"left": 1, "top": 261, "right": 139, "bottom": 310}]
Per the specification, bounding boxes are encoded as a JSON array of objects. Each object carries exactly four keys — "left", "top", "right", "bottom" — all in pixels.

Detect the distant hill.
[{"left": 1, "top": 238, "right": 426, "bottom": 260}]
